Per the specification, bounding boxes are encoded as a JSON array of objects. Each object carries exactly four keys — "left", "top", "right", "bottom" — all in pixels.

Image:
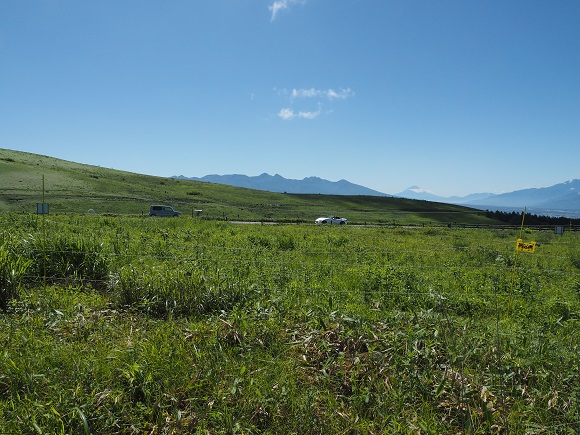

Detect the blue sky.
[{"left": 1, "top": 0, "right": 579, "bottom": 197}]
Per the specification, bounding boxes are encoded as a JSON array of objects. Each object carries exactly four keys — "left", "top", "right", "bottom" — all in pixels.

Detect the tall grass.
[
  {"left": 0, "top": 234, "right": 32, "bottom": 310},
  {"left": 0, "top": 214, "right": 578, "bottom": 433},
  {"left": 111, "top": 262, "right": 251, "bottom": 318}
]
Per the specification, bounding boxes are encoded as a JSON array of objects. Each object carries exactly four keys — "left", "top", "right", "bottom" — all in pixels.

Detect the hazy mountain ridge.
[
  {"left": 174, "top": 173, "right": 390, "bottom": 197},
  {"left": 396, "top": 180, "right": 580, "bottom": 217},
  {"left": 394, "top": 186, "right": 496, "bottom": 204},
  {"left": 175, "top": 173, "right": 580, "bottom": 217}
]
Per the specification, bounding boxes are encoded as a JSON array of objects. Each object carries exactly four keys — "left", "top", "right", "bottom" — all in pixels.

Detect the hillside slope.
[{"left": 0, "top": 148, "right": 496, "bottom": 225}]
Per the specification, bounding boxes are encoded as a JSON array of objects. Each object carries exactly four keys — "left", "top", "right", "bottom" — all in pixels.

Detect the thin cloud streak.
[
  {"left": 269, "top": 0, "right": 305, "bottom": 22},
  {"left": 299, "top": 105, "right": 321, "bottom": 119},
  {"left": 276, "top": 105, "right": 321, "bottom": 120},
  {"left": 291, "top": 87, "right": 355, "bottom": 100},
  {"left": 275, "top": 87, "right": 353, "bottom": 120}
]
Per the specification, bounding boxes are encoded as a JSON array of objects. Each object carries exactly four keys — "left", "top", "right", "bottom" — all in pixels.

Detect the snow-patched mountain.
[
  {"left": 395, "top": 186, "right": 437, "bottom": 200},
  {"left": 395, "top": 186, "right": 495, "bottom": 204},
  {"left": 174, "top": 173, "right": 390, "bottom": 196}
]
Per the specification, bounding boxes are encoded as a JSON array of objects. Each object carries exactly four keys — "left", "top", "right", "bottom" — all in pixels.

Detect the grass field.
[
  {"left": 1, "top": 213, "right": 579, "bottom": 434},
  {"left": 1, "top": 148, "right": 504, "bottom": 227}
]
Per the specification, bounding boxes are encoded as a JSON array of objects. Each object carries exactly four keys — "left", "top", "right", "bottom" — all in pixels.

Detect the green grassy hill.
[{"left": 1, "top": 148, "right": 496, "bottom": 225}]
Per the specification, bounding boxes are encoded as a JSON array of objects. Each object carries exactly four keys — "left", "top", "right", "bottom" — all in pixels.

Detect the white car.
[{"left": 315, "top": 215, "right": 347, "bottom": 225}]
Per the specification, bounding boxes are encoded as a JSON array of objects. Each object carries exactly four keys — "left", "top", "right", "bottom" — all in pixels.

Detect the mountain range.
[
  {"left": 174, "top": 174, "right": 580, "bottom": 218},
  {"left": 174, "top": 173, "right": 388, "bottom": 196},
  {"left": 397, "top": 181, "right": 580, "bottom": 217}
]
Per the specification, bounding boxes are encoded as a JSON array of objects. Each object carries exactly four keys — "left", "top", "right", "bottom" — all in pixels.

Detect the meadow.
[
  {"left": 1, "top": 148, "right": 506, "bottom": 227},
  {"left": 1, "top": 213, "right": 579, "bottom": 434}
]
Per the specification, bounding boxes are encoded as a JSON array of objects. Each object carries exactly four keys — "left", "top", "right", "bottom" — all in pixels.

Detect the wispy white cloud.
[
  {"left": 291, "top": 87, "right": 355, "bottom": 100},
  {"left": 277, "top": 104, "right": 321, "bottom": 121},
  {"left": 325, "top": 88, "right": 355, "bottom": 100},
  {"left": 269, "top": 0, "right": 305, "bottom": 22},
  {"left": 277, "top": 108, "right": 295, "bottom": 120},
  {"left": 298, "top": 105, "right": 321, "bottom": 119},
  {"left": 275, "top": 87, "right": 352, "bottom": 121},
  {"left": 291, "top": 88, "right": 318, "bottom": 99}
]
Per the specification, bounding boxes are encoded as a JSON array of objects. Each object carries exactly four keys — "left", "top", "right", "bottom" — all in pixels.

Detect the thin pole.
[
  {"left": 42, "top": 175, "right": 46, "bottom": 288},
  {"left": 508, "top": 207, "right": 526, "bottom": 314}
]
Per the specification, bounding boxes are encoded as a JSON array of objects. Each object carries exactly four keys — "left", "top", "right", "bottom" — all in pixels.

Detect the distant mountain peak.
[
  {"left": 406, "top": 186, "right": 434, "bottom": 194},
  {"left": 174, "top": 173, "right": 389, "bottom": 196}
]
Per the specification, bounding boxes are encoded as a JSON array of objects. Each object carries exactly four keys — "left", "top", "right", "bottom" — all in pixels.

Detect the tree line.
[{"left": 485, "top": 209, "right": 580, "bottom": 226}]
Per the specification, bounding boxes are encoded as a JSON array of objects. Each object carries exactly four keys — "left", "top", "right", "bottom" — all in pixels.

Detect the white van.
[{"left": 149, "top": 205, "right": 181, "bottom": 217}]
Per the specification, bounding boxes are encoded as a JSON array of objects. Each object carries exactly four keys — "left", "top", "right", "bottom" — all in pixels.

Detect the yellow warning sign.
[{"left": 516, "top": 238, "right": 536, "bottom": 253}]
